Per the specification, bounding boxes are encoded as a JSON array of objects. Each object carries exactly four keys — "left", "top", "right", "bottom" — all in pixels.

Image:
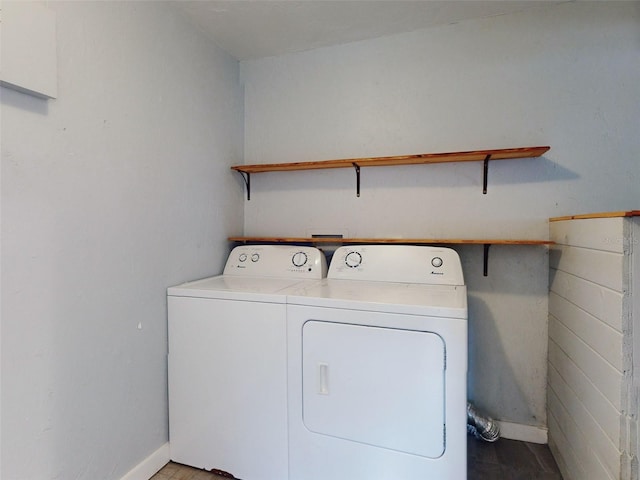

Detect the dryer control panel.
[
  {"left": 224, "top": 245, "right": 328, "bottom": 278},
  {"left": 329, "top": 245, "right": 464, "bottom": 285}
]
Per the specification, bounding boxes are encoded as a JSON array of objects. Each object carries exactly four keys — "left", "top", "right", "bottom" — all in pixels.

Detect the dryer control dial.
[
  {"left": 431, "top": 257, "right": 443, "bottom": 268},
  {"left": 292, "top": 252, "right": 308, "bottom": 267},
  {"left": 345, "top": 251, "right": 362, "bottom": 268}
]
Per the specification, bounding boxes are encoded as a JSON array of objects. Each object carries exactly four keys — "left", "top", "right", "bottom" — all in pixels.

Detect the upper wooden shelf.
[
  {"left": 231, "top": 146, "right": 550, "bottom": 173},
  {"left": 231, "top": 146, "right": 550, "bottom": 199}
]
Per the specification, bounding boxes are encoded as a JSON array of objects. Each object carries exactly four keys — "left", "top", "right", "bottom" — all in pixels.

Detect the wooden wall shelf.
[
  {"left": 550, "top": 210, "right": 640, "bottom": 222},
  {"left": 228, "top": 236, "right": 554, "bottom": 276},
  {"left": 228, "top": 236, "right": 552, "bottom": 246},
  {"left": 231, "top": 146, "right": 550, "bottom": 200}
]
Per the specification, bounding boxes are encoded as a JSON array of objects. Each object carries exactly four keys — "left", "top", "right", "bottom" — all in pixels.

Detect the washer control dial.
[
  {"left": 431, "top": 257, "right": 443, "bottom": 268},
  {"left": 238, "top": 253, "right": 247, "bottom": 262},
  {"left": 345, "top": 251, "right": 363, "bottom": 268},
  {"left": 292, "top": 252, "right": 308, "bottom": 267},
  {"left": 251, "top": 253, "right": 260, "bottom": 262}
]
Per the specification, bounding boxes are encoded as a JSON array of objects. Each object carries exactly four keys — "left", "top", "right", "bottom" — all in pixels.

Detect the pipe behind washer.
[{"left": 467, "top": 402, "right": 500, "bottom": 442}]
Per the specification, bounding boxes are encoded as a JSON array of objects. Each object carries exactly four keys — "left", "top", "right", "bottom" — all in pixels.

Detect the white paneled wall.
[{"left": 549, "top": 216, "right": 637, "bottom": 480}]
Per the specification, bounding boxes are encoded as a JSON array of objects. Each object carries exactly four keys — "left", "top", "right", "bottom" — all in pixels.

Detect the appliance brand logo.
[{"left": 430, "top": 271, "right": 444, "bottom": 275}]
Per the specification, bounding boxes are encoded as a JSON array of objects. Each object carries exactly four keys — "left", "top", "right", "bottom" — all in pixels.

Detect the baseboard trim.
[
  {"left": 498, "top": 421, "right": 548, "bottom": 444},
  {"left": 120, "top": 443, "right": 170, "bottom": 480}
]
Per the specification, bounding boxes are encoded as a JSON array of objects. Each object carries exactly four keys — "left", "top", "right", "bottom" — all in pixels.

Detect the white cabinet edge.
[{"left": 0, "top": 1, "right": 58, "bottom": 99}]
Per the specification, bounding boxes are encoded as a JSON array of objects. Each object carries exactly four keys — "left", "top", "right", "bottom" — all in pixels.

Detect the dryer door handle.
[{"left": 318, "top": 363, "right": 330, "bottom": 395}]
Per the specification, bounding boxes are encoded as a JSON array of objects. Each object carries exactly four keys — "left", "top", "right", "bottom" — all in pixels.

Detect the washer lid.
[
  {"left": 168, "top": 275, "right": 316, "bottom": 302},
  {"left": 286, "top": 279, "right": 467, "bottom": 318}
]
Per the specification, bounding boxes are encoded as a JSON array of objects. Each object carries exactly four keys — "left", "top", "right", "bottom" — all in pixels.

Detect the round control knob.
[
  {"left": 345, "top": 251, "right": 362, "bottom": 268},
  {"left": 292, "top": 252, "right": 308, "bottom": 267},
  {"left": 431, "top": 257, "right": 443, "bottom": 268},
  {"left": 238, "top": 253, "right": 247, "bottom": 262},
  {"left": 251, "top": 253, "right": 260, "bottom": 262}
]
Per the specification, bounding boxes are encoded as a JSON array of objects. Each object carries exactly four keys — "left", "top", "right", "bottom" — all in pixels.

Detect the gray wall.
[
  {"left": 2, "top": 2, "right": 639, "bottom": 478},
  {"left": 240, "top": 2, "right": 640, "bottom": 438},
  {"left": 0, "top": 2, "right": 243, "bottom": 479}
]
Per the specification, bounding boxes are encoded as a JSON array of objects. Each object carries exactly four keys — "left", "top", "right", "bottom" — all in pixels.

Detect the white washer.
[
  {"left": 168, "top": 245, "right": 327, "bottom": 480},
  {"left": 286, "top": 245, "right": 468, "bottom": 480}
]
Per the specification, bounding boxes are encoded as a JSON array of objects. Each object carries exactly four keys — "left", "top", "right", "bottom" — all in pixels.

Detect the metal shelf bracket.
[
  {"left": 238, "top": 171, "right": 251, "bottom": 201},
  {"left": 483, "top": 243, "right": 491, "bottom": 276},
  {"left": 482, "top": 154, "right": 492, "bottom": 194},
  {"left": 353, "top": 163, "right": 361, "bottom": 197}
]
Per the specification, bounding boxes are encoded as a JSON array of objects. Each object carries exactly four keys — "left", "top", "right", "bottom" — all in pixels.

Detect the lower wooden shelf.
[
  {"left": 228, "top": 237, "right": 554, "bottom": 276},
  {"left": 228, "top": 236, "right": 551, "bottom": 245}
]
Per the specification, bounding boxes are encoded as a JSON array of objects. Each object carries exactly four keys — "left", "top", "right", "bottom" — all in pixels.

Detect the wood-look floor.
[{"left": 152, "top": 437, "right": 563, "bottom": 479}]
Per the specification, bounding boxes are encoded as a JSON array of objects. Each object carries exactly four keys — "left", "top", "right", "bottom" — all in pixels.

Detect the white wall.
[
  {"left": 0, "top": 2, "right": 243, "bottom": 479},
  {"left": 549, "top": 217, "right": 636, "bottom": 480},
  {"left": 240, "top": 1, "right": 640, "bottom": 436}
]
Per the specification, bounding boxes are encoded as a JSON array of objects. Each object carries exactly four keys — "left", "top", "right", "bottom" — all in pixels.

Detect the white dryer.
[
  {"left": 167, "top": 245, "right": 327, "bottom": 480},
  {"left": 286, "top": 245, "right": 468, "bottom": 480}
]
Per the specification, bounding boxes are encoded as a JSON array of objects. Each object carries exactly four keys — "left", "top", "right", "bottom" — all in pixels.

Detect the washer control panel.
[
  {"left": 329, "top": 245, "right": 464, "bottom": 285},
  {"left": 224, "top": 245, "right": 328, "bottom": 278}
]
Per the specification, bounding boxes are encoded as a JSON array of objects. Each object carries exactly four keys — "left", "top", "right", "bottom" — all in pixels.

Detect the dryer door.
[{"left": 302, "top": 320, "right": 446, "bottom": 458}]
